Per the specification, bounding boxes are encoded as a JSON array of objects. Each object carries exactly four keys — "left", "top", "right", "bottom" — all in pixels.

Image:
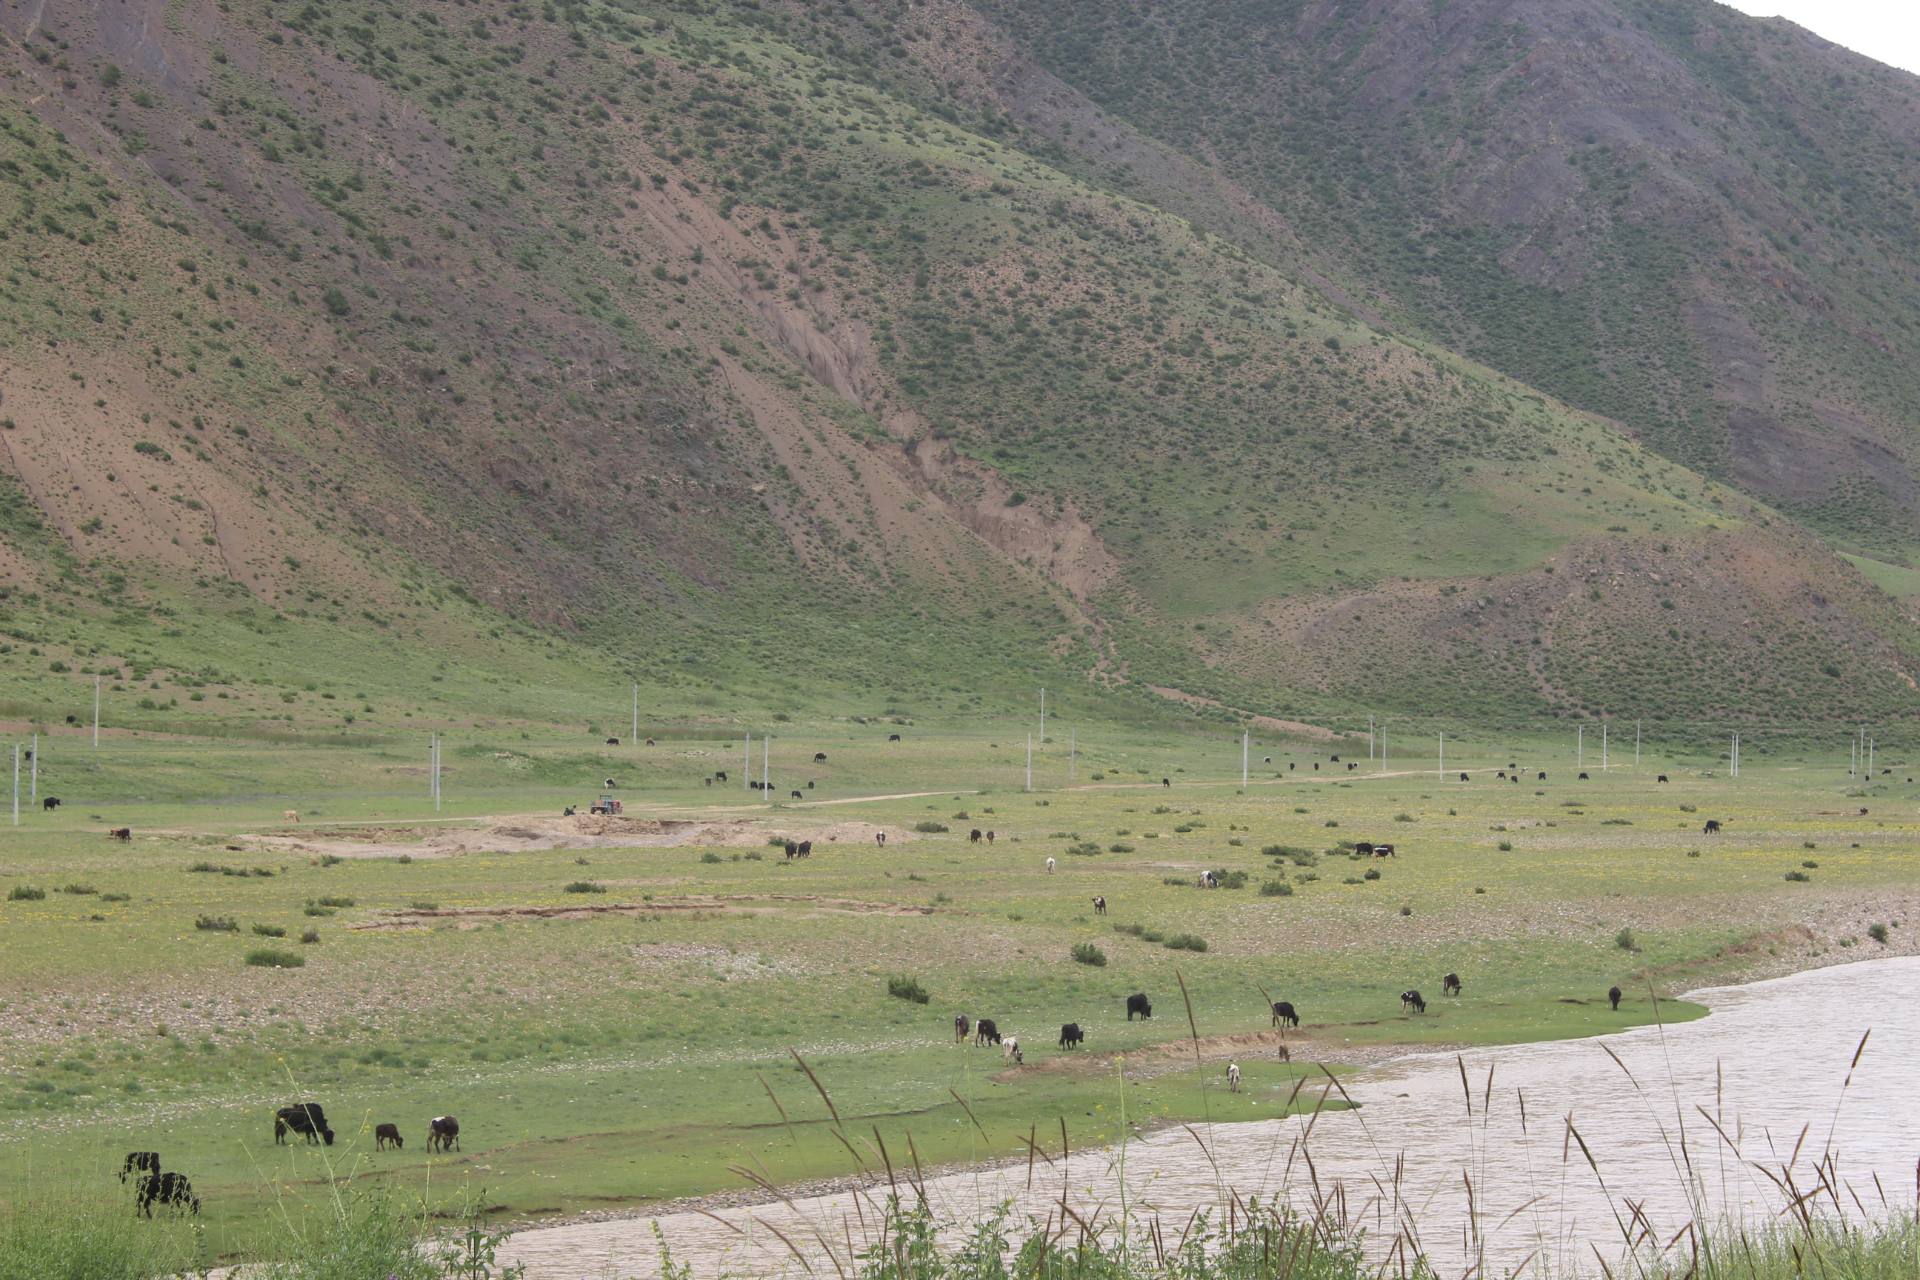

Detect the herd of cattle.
[{"left": 122, "top": 1105, "right": 461, "bottom": 1217}]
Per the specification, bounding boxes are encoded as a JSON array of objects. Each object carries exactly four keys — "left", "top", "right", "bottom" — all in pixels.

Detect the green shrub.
[
  {"left": 1163, "top": 932, "right": 1207, "bottom": 952},
  {"left": 7, "top": 886, "right": 47, "bottom": 901},
  {"left": 1108, "top": 842, "right": 1135, "bottom": 853},
  {"left": 300, "top": 928, "right": 321, "bottom": 944},
  {"left": 886, "top": 975, "right": 929, "bottom": 1004},
  {"left": 1784, "top": 869, "right": 1810, "bottom": 882},
  {"left": 315, "top": 896, "right": 354, "bottom": 908},
  {"left": 244, "top": 948, "right": 305, "bottom": 968},
  {"left": 1868, "top": 923, "right": 1889, "bottom": 944},
  {"left": 913, "top": 821, "right": 949, "bottom": 833},
  {"left": 1497, "top": 840, "right": 1513, "bottom": 851},
  {"left": 1070, "top": 941, "right": 1107, "bottom": 967},
  {"left": 1615, "top": 927, "right": 1637, "bottom": 951},
  {"left": 1260, "top": 878, "right": 1293, "bottom": 896},
  {"left": 59, "top": 884, "right": 98, "bottom": 895},
  {"left": 563, "top": 881, "right": 606, "bottom": 894},
  {"left": 251, "top": 923, "right": 287, "bottom": 938},
  {"left": 699, "top": 851, "right": 723, "bottom": 864},
  {"left": 195, "top": 915, "right": 238, "bottom": 932},
  {"left": 1362, "top": 868, "right": 1381, "bottom": 881}
]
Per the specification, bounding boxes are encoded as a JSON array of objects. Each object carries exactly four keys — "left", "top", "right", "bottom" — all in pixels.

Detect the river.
[{"left": 501, "top": 957, "right": 1920, "bottom": 1278}]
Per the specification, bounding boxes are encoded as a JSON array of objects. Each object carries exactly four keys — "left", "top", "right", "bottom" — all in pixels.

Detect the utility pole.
[
  {"left": 29, "top": 731, "right": 36, "bottom": 802},
  {"left": 1868, "top": 735, "right": 1874, "bottom": 778},
  {"left": 1730, "top": 732, "right": 1739, "bottom": 779},
  {"left": 11, "top": 744, "right": 18, "bottom": 827},
  {"left": 1368, "top": 714, "right": 1376, "bottom": 761},
  {"left": 1850, "top": 733, "right": 1857, "bottom": 779},
  {"left": 93, "top": 676, "right": 100, "bottom": 749},
  {"left": 1381, "top": 725, "right": 1388, "bottom": 773},
  {"left": 762, "top": 736, "right": 770, "bottom": 800},
  {"left": 744, "top": 734, "right": 751, "bottom": 792},
  {"left": 1025, "top": 734, "right": 1033, "bottom": 793}
]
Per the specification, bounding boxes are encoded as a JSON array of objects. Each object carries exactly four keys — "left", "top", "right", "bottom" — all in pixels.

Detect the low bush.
[
  {"left": 300, "top": 928, "right": 321, "bottom": 944},
  {"left": 7, "top": 885, "right": 46, "bottom": 901},
  {"left": 887, "top": 975, "right": 929, "bottom": 1004},
  {"left": 195, "top": 915, "right": 238, "bottom": 932},
  {"left": 1071, "top": 941, "right": 1107, "bottom": 967},
  {"left": 913, "top": 821, "right": 949, "bottom": 833},
  {"left": 563, "top": 881, "right": 606, "bottom": 894},
  {"left": 252, "top": 923, "right": 287, "bottom": 938},
  {"left": 60, "top": 884, "right": 98, "bottom": 895},
  {"left": 1163, "top": 933, "right": 1207, "bottom": 952},
  {"left": 245, "top": 948, "right": 305, "bottom": 968},
  {"left": 1868, "top": 923, "right": 1889, "bottom": 944},
  {"left": 1260, "top": 878, "right": 1294, "bottom": 896}
]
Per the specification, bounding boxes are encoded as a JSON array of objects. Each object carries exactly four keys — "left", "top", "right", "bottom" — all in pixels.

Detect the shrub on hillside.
[
  {"left": 887, "top": 975, "right": 929, "bottom": 1004},
  {"left": 1071, "top": 942, "right": 1107, "bottom": 967},
  {"left": 245, "top": 949, "right": 305, "bottom": 968}
]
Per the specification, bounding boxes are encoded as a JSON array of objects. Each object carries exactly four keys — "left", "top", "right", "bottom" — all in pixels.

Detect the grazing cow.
[
  {"left": 1003, "top": 1036, "right": 1022, "bottom": 1065},
  {"left": 1313, "top": 763, "right": 1319, "bottom": 771},
  {"left": 1578, "top": 772, "right": 1590, "bottom": 780},
  {"left": 1270, "top": 1001, "right": 1299, "bottom": 1028},
  {"left": 42, "top": 796, "right": 60, "bottom": 811},
  {"left": 274, "top": 1102, "right": 334, "bottom": 1146},
  {"left": 120, "top": 1151, "right": 161, "bottom": 1184},
  {"left": 1126, "top": 992, "right": 1153, "bottom": 1021},
  {"left": 604, "top": 778, "right": 617, "bottom": 789},
  {"left": 1858, "top": 808, "right": 1870, "bottom": 816},
  {"left": 1289, "top": 762, "right": 1296, "bottom": 772},
  {"left": 715, "top": 770, "right": 728, "bottom": 782},
  {"left": 784, "top": 841, "right": 799, "bottom": 860},
  {"left": 986, "top": 830, "right": 995, "bottom": 844},
  {"left": 1511, "top": 775, "right": 1519, "bottom": 783},
  {"left": 1199, "top": 870, "right": 1218, "bottom": 888},
  {"left": 1372, "top": 843, "right": 1395, "bottom": 858},
  {"left": 790, "top": 791, "right": 803, "bottom": 800},
  {"left": 888, "top": 734, "right": 901, "bottom": 742},
  {"left": 1703, "top": 820, "right": 1721, "bottom": 834},
  {"left": 1092, "top": 895, "right": 1106, "bottom": 915},
  {"left": 1443, "top": 973, "right": 1462, "bottom": 996},
  {"left": 954, "top": 1013, "right": 971, "bottom": 1043},
  {"left": 1275, "top": 1043, "right": 1291, "bottom": 1063},
  {"left": 875, "top": 831, "right": 887, "bottom": 846},
  {"left": 1347, "top": 762, "right": 1357, "bottom": 771},
  {"left": 427, "top": 1115, "right": 460, "bottom": 1153},
  {"left": 1331, "top": 755, "right": 1341, "bottom": 763},
  {"left": 1263, "top": 757, "right": 1272, "bottom": 764},
  {"left": 284, "top": 810, "right": 299, "bottom": 822},
  {"left": 1401, "top": 990, "right": 1426, "bottom": 1014},
  {"left": 807, "top": 781, "right": 815, "bottom": 789},
  {"left": 1162, "top": 778, "right": 1170, "bottom": 787},
  {"left": 1058, "top": 1022, "right": 1084, "bottom": 1049},
  {"left": 1497, "top": 771, "right": 1506, "bottom": 779},
  {"left": 109, "top": 827, "right": 131, "bottom": 841},
  {"left": 797, "top": 840, "right": 812, "bottom": 858},
  {"left": 814, "top": 752, "right": 828, "bottom": 762},
  {"left": 1353, "top": 841, "right": 1375, "bottom": 855},
  {"left": 375, "top": 1123, "right": 403, "bottom": 1151},
  {"left": 1657, "top": 775, "right": 1669, "bottom": 783},
  {"left": 970, "top": 829, "right": 983, "bottom": 844},
  {"left": 1045, "top": 856, "right": 1056, "bottom": 874},
  {"left": 1608, "top": 985, "right": 1623, "bottom": 1011},
  {"left": 975, "top": 1019, "right": 1001, "bottom": 1047},
  {"left": 1538, "top": 772, "right": 1547, "bottom": 781},
  {"left": 1459, "top": 773, "right": 1469, "bottom": 783},
  {"left": 1226, "top": 1063, "right": 1241, "bottom": 1093},
  {"left": 137, "top": 1170, "right": 199, "bottom": 1217},
  {"left": 605, "top": 738, "right": 620, "bottom": 746}
]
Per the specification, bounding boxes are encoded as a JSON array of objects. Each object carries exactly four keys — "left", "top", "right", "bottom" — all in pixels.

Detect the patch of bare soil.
[
  {"left": 239, "top": 815, "right": 906, "bottom": 860},
  {"left": 993, "top": 1028, "right": 1447, "bottom": 1084},
  {"left": 352, "top": 893, "right": 940, "bottom": 931}
]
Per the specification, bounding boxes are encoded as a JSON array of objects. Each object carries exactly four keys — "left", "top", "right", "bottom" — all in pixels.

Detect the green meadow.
[{"left": 1, "top": 717, "right": 1914, "bottom": 1265}]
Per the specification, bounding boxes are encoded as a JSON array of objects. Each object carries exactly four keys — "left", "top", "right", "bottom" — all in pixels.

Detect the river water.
[{"left": 501, "top": 957, "right": 1920, "bottom": 1279}]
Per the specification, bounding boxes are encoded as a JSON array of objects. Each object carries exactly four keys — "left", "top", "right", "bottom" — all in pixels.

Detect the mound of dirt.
[{"left": 240, "top": 815, "right": 907, "bottom": 860}]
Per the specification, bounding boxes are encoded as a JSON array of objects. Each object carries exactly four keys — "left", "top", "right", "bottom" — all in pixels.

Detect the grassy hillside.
[{"left": 0, "top": 0, "right": 1916, "bottom": 733}]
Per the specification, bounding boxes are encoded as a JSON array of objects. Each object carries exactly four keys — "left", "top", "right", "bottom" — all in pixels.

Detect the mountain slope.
[{"left": 0, "top": 0, "right": 1915, "bottom": 734}]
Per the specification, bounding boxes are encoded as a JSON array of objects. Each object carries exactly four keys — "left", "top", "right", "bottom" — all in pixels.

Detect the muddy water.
[{"left": 501, "top": 958, "right": 1920, "bottom": 1278}]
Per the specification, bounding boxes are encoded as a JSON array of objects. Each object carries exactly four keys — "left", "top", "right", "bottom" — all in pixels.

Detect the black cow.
[
  {"left": 888, "top": 734, "right": 901, "bottom": 742},
  {"left": 797, "top": 840, "right": 812, "bottom": 858},
  {"left": 1608, "top": 985, "right": 1623, "bottom": 1011},
  {"left": 274, "top": 1102, "right": 333, "bottom": 1146},
  {"left": 1578, "top": 772, "right": 1590, "bottom": 780},
  {"left": 1353, "top": 841, "right": 1375, "bottom": 855},
  {"left": 784, "top": 841, "right": 799, "bottom": 860},
  {"left": 814, "top": 752, "right": 828, "bottom": 762},
  {"left": 1058, "top": 1023, "right": 1084, "bottom": 1049},
  {"left": 1497, "top": 771, "right": 1507, "bottom": 779},
  {"left": 109, "top": 827, "right": 131, "bottom": 841},
  {"left": 119, "top": 1151, "right": 160, "bottom": 1184},
  {"left": 1459, "top": 772, "right": 1470, "bottom": 782},
  {"left": 428, "top": 1115, "right": 460, "bottom": 1152},
  {"left": 1162, "top": 778, "right": 1170, "bottom": 787},
  {"left": 1401, "top": 989, "right": 1426, "bottom": 1014},
  {"left": 1092, "top": 895, "right": 1106, "bottom": 915},
  {"left": 1270, "top": 1001, "right": 1299, "bottom": 1028},
  {"left": 375, "top": 1123, "right": 403, "bottom": 1150},
  {"left": 1703, "top": 820, "right": 1721, "bottom": 834},
  {"left": 605, "top": 737, "right": 620, "bottom": 746},
  {"left": 790, "top": 790, "right": 803, "bottom": 800},
  {"left": 1347, "top": 762, "right": 1357, "bottom": 771},
  {"left": 1126, "top": 992, "right": 1152, "bottom": 1021},
  {"left": 715, "top": 770, "right": 728, "bottom": 782},
  {"left": 1510, "top": 775, "right": 1519, "bottom": 783},
  {"left": 969, "top": 828, "right": 983, "bottom": 844},
  {"left": 1442, "top": 973, "right": 1462, "bottom": 996},
  {"left": 42, "top": 796, "right": 60, "bottom": 811},
  {"left": 1657, "top": 775, "right": 1669, "bottom": 783},
  {"left": 137, "top": 1171, "right": 199, "bottom": 1217},
  {"left": 1331, "top": 755, "right": 1341, "bottom": 763},
  {"left": 974, "top": 1019, "right": 1001, "bottom": 1046},
  {"left": 954, "top": 1013, "right": 971, "bottom": 1043},
  {"left": 807, "top": 780, "right": 815, "bottom": 789}
]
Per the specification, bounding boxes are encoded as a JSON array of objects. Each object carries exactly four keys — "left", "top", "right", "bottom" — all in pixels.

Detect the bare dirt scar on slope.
[
  {"left": 351, "top": 894, "right": 939, "bottom": 931},
  {"left": 239, "top": 815, "right": 908, "bottom": 861}
]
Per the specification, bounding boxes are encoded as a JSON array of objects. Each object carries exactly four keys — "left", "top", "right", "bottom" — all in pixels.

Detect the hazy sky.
[{"left": 1721, "top": 1, "right": 1920, "bottom": 75}]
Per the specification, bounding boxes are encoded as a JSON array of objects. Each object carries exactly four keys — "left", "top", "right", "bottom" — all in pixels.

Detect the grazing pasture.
[{"left": 0, "top": 722, "right": 1915, "bottom": 1262}]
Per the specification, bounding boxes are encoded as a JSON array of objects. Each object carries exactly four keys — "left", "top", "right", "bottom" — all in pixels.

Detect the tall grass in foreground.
[{"left": 0, "top": 1184, "right": 206, "bottom": 1280}]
